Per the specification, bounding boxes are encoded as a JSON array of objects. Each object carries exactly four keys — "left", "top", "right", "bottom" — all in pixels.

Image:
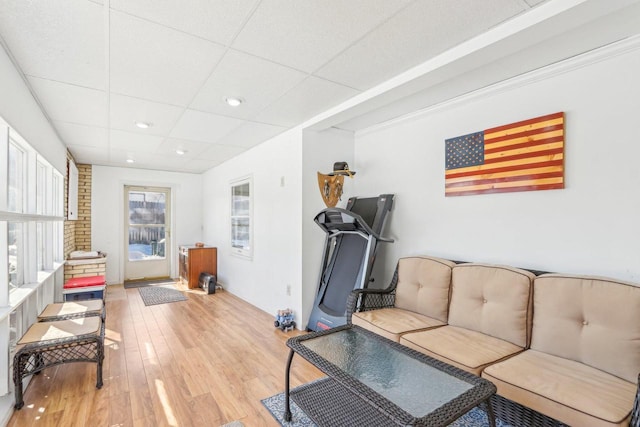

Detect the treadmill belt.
[{"left": 320, "top": 234, "right": 368, "bottom": 316}]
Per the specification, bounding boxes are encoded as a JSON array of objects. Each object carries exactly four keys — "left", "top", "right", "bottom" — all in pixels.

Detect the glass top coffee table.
[{"left": 284, "top": 325, "right": 496, "bottom": 426}]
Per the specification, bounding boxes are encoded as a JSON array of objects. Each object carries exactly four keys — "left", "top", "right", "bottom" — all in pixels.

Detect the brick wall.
[
  {"left": 63, "top": 156, "right": 103, "bottom": 283},
  {"left": 76, "top": 164, "right": 92, "bottom": 251},
  {"left": 64, "top": 258, "right": 106, "bottom": 282}
]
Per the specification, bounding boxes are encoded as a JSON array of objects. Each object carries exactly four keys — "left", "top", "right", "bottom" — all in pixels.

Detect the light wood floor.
[{"left": 8, "top": 283, "right": 323, "bottom": 427}]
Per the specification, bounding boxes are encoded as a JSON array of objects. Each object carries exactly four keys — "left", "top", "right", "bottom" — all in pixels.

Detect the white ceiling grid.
[{"left": 3, "top": 0, "right": 635, "bottom": 173}]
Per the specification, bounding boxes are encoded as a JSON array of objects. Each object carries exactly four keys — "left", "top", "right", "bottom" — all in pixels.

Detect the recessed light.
[
  {"left": 225, "top": 97, "right": 243, "bottom": 107},
  {"left": 135, "top": 121, "right": 152, "bottom": 129},
  {"left": 126, "top": 159, "right": 135, "bottom": 163},
  {"left": 176, "top": 149, "right": 186, "bottom": 155}
]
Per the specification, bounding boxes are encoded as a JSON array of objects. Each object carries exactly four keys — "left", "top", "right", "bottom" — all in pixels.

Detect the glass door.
[{"left": 124, "top": 186, "right": 171, "bottom": 281}]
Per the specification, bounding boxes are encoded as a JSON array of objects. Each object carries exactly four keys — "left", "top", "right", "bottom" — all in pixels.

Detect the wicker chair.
[
  {"left": 632, "top": 375, "right": 640, "bottom": 427},
  {"left": 346, "top": 266, "right": 399, "bottom": 325},
  {"left": 37, "top": 299, "right": 105, "bottom": 322},
  {"left": 13, "top": 316, "right": 105, "bottom": 409}
]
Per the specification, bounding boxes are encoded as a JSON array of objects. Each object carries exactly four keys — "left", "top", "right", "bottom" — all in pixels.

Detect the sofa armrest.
[
  {"left": 346, "top": 268, "right": 398, "bottom": 324},
  {"left": 631, "top": 374, "right": 640, "bottom": 427}
]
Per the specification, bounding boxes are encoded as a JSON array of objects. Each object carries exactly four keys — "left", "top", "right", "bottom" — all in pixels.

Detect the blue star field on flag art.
[{"left": 445, "top": 131, "right": 484, "bottom": 170}]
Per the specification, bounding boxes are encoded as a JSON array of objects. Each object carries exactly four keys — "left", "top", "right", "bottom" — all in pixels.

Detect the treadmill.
[{"left": 306, "top": 194, "right": 394, "bottom": 331}]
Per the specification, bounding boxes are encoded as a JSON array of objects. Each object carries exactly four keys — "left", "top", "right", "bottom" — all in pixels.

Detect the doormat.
[
  {"left": 124, "top": 278, "right": 175, "bottom": 289},
  {"left": 138, "top": 285, "right": 187, "bottom": 306},
  {"left": 261, "top": 378, "right": 514, "bottom": 427}
]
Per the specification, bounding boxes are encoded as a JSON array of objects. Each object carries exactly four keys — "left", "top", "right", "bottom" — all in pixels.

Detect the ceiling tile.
[
  {"left": 110, "top": 94, "right": 184, "bottom": 136},
  {"left": 67, "top": 144, "right": 110, "bottom": 164},
  {"left": 110, "top": 0, "right": 259, "bottom": 46},
  {"left": 109, "top": 11, "right": 226, "bottom": 106},
  {"left": 316, "top": 0, "right": 529, "bottom": 90},
  {"left": 216, "top": 121, "right": 287, "bottom": 148},
  {"left": 27, "top": 77, "right": 107, "bottom": 127},
  {"left": 109, "top": 129, "right": 165, "bottom": 152},
  {"left": 255, "top": 77, "right": 359, "bottom": 127},
  {"left": 189, "top": 49, "right": 307, "bottom": 119},
  {"left": 169, "top": 109, "right": 245, "bottom": 143},
  {"left": 156, "top": 138, "right": 211, "bottom": 157},
  {"left": 232, "top": 0, "right": 412, "bottom": 72},
  {"left": 109, "top": 149, "right": 189, "bottom": 170},
  {"left": 0, "top": 0, "right": 105, "bottom": 88},
  {"left": 188, "top": 159, "right": 228, "bottom": 173},
  {"left": 198, "top": 144, "right": 247, "bottom": 162},
  {"left": 178, "top": 158, "right": 222, "bottom": 173},
  {"left": 54, "top": 122, "right": 108, "bottom": 148}
]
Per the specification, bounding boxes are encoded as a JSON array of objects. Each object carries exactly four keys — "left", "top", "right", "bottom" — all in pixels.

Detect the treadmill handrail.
[
  {"left": 328, "top": 230, "right": 370, "bottom": 240},
  {"left": 314, "top": 207, "right": 388, "bottom": 240}
]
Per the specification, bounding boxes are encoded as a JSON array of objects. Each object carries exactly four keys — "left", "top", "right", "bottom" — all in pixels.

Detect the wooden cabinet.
[{"left": 178, "top": 245, "right": 217, "bottom": 289}]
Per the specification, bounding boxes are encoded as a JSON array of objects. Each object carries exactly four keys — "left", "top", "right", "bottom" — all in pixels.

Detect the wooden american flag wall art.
[{"left": 444, "top": 112, "right": 565, "bottom": 197}]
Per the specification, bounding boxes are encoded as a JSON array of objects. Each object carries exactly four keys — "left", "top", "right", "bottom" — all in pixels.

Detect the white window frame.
[
  {"left": 36, "top": 158, "right": 46, "bottom": 215},
  {"left": 7, "top": 138, "right": 27, "bottom": 214},
  {"left": 0, "top": 121, "right": 65, "bottom": 397},
  {"left": 230, "top": 175, "right": 253, "bottom": 259}
]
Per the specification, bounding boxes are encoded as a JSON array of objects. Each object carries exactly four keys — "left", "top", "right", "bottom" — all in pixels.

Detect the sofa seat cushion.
[
  {"left": 352, "top": 308, "right": 446, "bottom": 342},
  {"left": 482, "top": 350, "right": 636, "bottom": 427},
  {"left": 400, "top": 325, "right": 523, "bottom": 375}
]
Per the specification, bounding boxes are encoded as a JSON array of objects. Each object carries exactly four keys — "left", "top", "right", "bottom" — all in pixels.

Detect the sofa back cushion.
[
  {"left": 394, "top": 256, "right": 456, "bottom": 323},
  {"left": 531, "top": 274, "right": 640, "bottom": 383},
  {"left": 448, "top": 264, "right": 535, "bottom": 348}
]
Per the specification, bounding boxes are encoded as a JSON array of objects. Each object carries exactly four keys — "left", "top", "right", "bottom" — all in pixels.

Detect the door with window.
[{"left": 124, "top": 186, "right": 171, "bottom": 281}]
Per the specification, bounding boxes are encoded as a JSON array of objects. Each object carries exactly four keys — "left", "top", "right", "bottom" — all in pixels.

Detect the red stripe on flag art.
[{"left": 444, "top": 112, "right": 565, "bottom": 197}]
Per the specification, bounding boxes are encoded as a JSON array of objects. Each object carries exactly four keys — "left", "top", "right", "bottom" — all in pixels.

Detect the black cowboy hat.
[{"left": 328, "top": 161, "right": 356, "bottom": 176}]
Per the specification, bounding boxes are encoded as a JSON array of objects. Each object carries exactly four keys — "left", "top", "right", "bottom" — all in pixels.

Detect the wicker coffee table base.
[
  {"left": 13, "top": 321, "right": 105, "bottom": 409},
  {"left": 292, "top": 377, "right": 401, "bottom": 426}
]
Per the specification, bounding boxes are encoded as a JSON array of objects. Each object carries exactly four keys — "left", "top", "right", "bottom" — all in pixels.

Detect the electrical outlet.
[{"left": 286, "top": 284, "right": 291, "bottom": 296}]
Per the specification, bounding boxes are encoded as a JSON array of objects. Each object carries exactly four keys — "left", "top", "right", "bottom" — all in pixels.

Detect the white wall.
[
  {"left": 0, "top": 45, "right": 66, "bottom": 173},
  {"left": 352, "top": 44, "right": 640, "bottom": 283},
  {"left": 92, "top": 166, "right": 203, "bottom": 284},
  {"left": 201, "top": 128, "right": 304, "bottom": 321},
  {"left": 301, "top": 128, "right": 355, "bottom": 327}
]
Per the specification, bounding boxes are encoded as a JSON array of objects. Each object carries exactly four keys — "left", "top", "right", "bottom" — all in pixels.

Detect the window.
[
  {"left": 8, "top": 222, "right": 23, "bottom": 288},
  {"left": 36, "top": 222, "right": 45, "bottom": 272},
  {"left": 36, "top": 159, "right": 46, "bottom": 214},
  {"left": 127, "top": 189, "right": 167, "bottom": 261},
  {"left": 1, "top": 120, "right": 64, "bottom": 397},
  {"left": 231, "top": 177, "right": 252, "bottom": 259},
  {"left": 8, "top": 140, "right": 25, "bottom": 213}
]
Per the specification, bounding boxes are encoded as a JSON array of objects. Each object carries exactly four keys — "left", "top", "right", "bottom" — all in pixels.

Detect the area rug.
[
  {"left": 261, "top": 378, "right": 514, "bottom": 427},
  {"left": 138, "top": 284, "right": 187, "bottom": 306},
  {"left": 219, "top": 421, "right": 244, "bottom": 427},
  {"left": 124, "top": 278, "right": 176, "bottom": 289}
]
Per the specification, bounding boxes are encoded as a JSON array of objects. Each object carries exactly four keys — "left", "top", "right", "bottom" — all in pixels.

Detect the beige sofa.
[{"left": 348, "top": 256, "right": 640, "bottom": 427}]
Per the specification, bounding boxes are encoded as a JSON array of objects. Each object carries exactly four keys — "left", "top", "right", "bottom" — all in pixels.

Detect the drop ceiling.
[{"left": 0, "top": 0, "right": 638, "bottom": 173}]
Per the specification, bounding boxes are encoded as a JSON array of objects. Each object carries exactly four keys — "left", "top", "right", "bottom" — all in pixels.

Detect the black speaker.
[{"left": 198, "top": 272, "right": 216, "bottom": 294}]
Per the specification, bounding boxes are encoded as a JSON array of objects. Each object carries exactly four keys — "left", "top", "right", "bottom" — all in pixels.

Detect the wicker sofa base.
[
  {"left": 490, "top": 394, "right": 568, "bottom": 427},
  {"left": 13, "top": 320, "right": 105, "bottom": 409}
]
